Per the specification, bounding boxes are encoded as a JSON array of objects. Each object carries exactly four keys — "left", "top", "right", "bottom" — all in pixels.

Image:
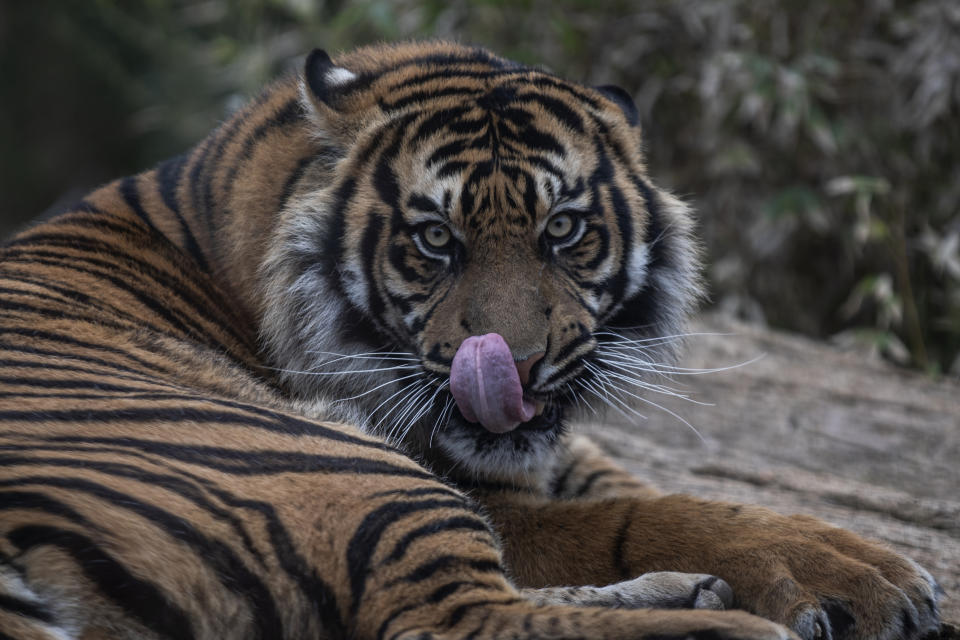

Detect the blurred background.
[{"left": 1, "top": 0, "right": 958, "bottom": 376}]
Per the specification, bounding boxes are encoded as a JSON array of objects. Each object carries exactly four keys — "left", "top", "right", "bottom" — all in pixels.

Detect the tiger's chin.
[{"left": 430, "top": 403, "right": 569, "bottom": 482}]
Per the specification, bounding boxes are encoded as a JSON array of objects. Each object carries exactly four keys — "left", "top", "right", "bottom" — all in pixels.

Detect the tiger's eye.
[
  {"left": 545, "top": 213, "right": 574, "bottom": 239},
  {"left": 423, "top": 223, "right": 451, "bottom": 249}
]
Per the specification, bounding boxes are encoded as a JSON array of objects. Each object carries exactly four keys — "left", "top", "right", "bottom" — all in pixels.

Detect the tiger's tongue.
[{"left": 449, "top": 333, "right": 537, "bottom": 434}]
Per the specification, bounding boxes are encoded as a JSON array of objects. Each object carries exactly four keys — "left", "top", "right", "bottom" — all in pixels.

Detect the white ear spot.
[{"left": 325, "top": 67, "right": 357, "bottom": 87}]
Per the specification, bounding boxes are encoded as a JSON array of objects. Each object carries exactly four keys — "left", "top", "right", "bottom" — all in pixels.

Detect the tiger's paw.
[
  {"left": 521, "top": 571, "right": 733, "bottom": 610},
  {"left": 710, "top": 512, "right": 942, "bottom": 640}
]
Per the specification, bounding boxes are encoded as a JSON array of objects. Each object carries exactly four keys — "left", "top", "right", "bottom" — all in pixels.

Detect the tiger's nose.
[{"left": 515, "top": 352, "right": 546, "bottom": 387}]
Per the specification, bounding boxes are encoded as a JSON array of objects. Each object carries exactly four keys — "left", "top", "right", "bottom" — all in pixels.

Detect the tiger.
[{"left": 0, "top": 41, "right": 942, "bottom": 640}]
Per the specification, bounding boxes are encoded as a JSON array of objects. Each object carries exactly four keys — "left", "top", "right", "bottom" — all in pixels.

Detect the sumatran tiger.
[{"left": 0, "top": 41, "right": 942, "bottom": 640}]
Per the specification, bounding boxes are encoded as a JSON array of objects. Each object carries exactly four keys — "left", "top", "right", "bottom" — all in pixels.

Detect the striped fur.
[{"left": 0, "top": 42, "right": 940, "bottom": 640}]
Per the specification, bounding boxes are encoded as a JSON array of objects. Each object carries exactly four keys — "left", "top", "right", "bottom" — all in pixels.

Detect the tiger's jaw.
[{"left": 431, "top": 400, "right": 568, "bottom": 481}]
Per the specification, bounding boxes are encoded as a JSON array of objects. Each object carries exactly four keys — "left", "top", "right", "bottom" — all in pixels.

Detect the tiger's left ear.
[
  {"left": 304, "top": 48, "right": 358, "bottom": 111},
  {"left": 595, "top": 84, "right": 639, "bottom": 127}
]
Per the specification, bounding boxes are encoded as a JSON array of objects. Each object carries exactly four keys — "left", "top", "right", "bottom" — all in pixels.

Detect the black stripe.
[
  {"left": 358, "top": 211, "right": 386, "bottom": 317},
  {"left": 0, "top": 375, "right": 148, "bottom": 393},
  {"left": 612, "top": 510, "right": 633, "bottom": 580},
  {"left": 380, "top": 87, "right": 485, "bottom": 112},
  {"left": 192, "top": 91, "right": 274, "bottom": 243},
  {"left": 600, "top": 181, "right": 633, "bottom": 302},
  {"left": 9, "top": 525, "right": 196, "bottom": 639},
  {"left": 553, "top": 322, "right": 592, "bottom": 365},
  {"left": 374, "top": 115, "right": 419, "bottom": 209},
  {"left": 427, "top": 580, "right": 488, "bottom": 604},
  {"left": 445, "top": 596, "right": 521, "bottom": 629},
  {"left": 573, "top": 470, "right": 615, "bottom": 498},
  {"left": 0, "top": 356, "right": 168, "bottom": 388},
  {"left": 3, "top": 479, "right": 283, "bottom": 638},
  {"left": 545, "top": 356, "right": 588, "bottom": 389},
  {"left": 118, "top": 175, "right": 152, "bottom": 228},
  {"left": 200, "top": 487, "right": 347, "bottom": 638},
  {"left": 0, "top": 455, "right": 266, "bottom": 566},
  {"left": 376, "top": 602, "right": 421, "bottom": 640},
  {"left": 369, "top": 486, "right": 464, "bottom": 501},
  {"left": 0, "top": 295, "right": 131, "bottom": 334},
  {"left": 6, "top": 402, "right": 389, "bottom": 445},
  {"left": 277, "top": 153, "right": 316, "bottom": 213},
  {"left": 0, "top": 593, "right": 54, "bottom": 624},
  {"left": 320, "top": 176, "right": 357, "bottom": 294},
  {"left": 395, "top": 555, "right": 501, "bottom": 586},
  {"left": 72, "top": 200, "right": 106, "bottom": 215},
  {"left": 606, "top": 176, "right": 668, "bottom": 330},
  {"left": 503, "top": 115, "right": 565, "bottom": 156},
  {"left": 0, "top": 438, "right": 341, "bottom": 632},
  {"left": 0, "top": 327, "right": 173, "bottom": 377},
  {"left": 0, "top": 489, "right": 103, "bottom": 532},
  {"left": 0, "top": 283, "right": 80, "bottom": 308},
  {"left": 0, "top": 250, "right": 211, "bottom": 342},
  {"left": 436, "top": 160, "right": 469, "bottom": 179},
  {"left": 634, "top": 175, "right": 666, "bottom": 268},
  {"left": 40, "top": 215, "right": 257, "bottom": 351},
  {"left": 156, "top": 154, "right": 210, "bottom": 271},
  {"left": 522, "top": 93, "right": 585, "bottom": 134},
  {"left": 2, "top": 376, "right": 391, "bottom": 446},
  {"left": 427, "top": 139, "right": 470, "bottom": 168},
  {"left": 382, "top": 67, "right": 518, "bottom": 95},
  {"left": 383, "top": 516, "right": 490, "bottom": 564},
  {"left": 52, "top": 208, "right": 146, "bottom": 236},
  {"left": 2, "top": 237, "right": 253, "bottom": 352},
  {"left": 406, "top": 194, "right": 441, "bottom": 215},
  {"left": 223, "top": 98, "right": 304, "bottom": 189},
  {"left": 347, "top": 499, "right": 472, "bottom": 615},
  {"left": 549, "top": 460, "right": 576, "bottom": 497},
  {"left": 187, "top": 137, "right": 216, "bottom": 229},
  {"left": 23, "top": 433, "right": 426, "bottom": 480},
  {"left": 0, "top": 271, "right": 147, "bottom": 328},
  {"left": 410, "top": 106, "right": 472, "bottom": 146},
  {"left": 380, "top": 64, "right": 602, "bottom": 113}
]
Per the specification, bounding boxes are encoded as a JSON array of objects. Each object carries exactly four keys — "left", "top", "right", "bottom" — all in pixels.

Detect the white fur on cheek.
[
  {"left": 623, "top": 242, "right": 650, "bottom": 300},
  {"left": 341, "top": 254, "right": 370, "bottom": 313}
]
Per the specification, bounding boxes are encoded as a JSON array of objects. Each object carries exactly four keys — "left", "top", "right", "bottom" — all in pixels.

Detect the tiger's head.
[{"left": 260, "top": 42, "right": 701, "bottom": 479}]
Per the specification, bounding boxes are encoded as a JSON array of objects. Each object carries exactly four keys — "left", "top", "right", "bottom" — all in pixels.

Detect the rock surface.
[{"left": 576, "top": 312, "right": 959, "bottom": 624}]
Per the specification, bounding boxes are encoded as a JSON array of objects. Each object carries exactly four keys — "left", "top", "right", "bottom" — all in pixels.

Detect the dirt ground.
[{"left": 577, "top": 312, "right": 959, "bottom": 627}]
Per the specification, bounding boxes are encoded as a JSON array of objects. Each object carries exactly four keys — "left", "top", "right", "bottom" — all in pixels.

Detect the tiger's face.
[{"left": 260, "top": 43, "right": 701, "bottom": 479}]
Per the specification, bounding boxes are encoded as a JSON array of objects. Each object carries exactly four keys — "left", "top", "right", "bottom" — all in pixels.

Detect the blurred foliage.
[{"left": 1, "top": 0, "right": 958, "bottom": 375}]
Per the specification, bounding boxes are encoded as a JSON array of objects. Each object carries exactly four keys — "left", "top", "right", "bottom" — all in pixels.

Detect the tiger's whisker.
[
  {"left": 398, "top": 380, "right": 447, "bottom": 444},
  {"left": 589, "top": 363, "right": 715, "bottom": 408},
  {"left": 429, "top": 395, "right": 455, "bottom": 448},
  {"left": 334, "top": 371, "right": 425, "bottom": 403},
  {"left": 367, "top": 377, "right": 428, "bottom": 428},
  {"left": 268, "top": 363, "right": 421, "bottom": 377},
  {"left": 376, "top": 380, "right": 429, "bottom": 435},
  {"left": 592, "top": 373, "right": 707, "bottom": 446},
  {"left": 577, "top": 378, "right": 643, "bottom": 424},
  {"left": 386, "top": 382, "right": 434, "bottom": 442}
]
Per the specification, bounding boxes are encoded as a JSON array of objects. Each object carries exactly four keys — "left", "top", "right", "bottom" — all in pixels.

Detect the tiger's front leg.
[{"left": 475, "top": 436, "right": 943, "bottom": 640}]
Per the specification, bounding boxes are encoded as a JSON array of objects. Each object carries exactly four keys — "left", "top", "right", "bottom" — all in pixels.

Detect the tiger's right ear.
[{"left": 304, "top": 49, "right": 357, "bottom": 110}]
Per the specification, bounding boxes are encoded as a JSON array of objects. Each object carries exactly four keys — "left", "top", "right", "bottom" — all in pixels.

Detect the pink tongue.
[{"left": 449, "top": 333, "right": 537, "bottom": 433}]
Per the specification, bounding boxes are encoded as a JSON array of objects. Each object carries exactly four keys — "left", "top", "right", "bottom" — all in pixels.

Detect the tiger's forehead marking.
[{"left": 399, "top": 87, "right": 595, "bottom": 241}]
